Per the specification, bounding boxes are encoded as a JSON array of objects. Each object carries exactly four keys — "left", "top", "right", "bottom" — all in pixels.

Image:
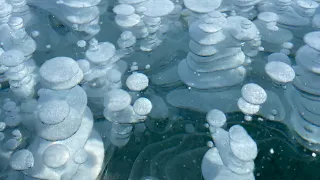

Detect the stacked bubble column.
[
  {"left": 232, "top": 0, "right": 261, "bottom": 19},
  {"left": 0, "top": 0, "right": 13, "bottom": 45},
  {"left": 258, "top": 0, "right": 319, "bottom": 52},
  {"left": 202, "top": 109, "right": 257, "bottom": 180},
  {"left": 4, "top": 17, "right": 37, "bottom": 77},
  {"left": 8, "top": 57, "right": 104, "bottom": 179},
  {"left": 178, "top": 11, "right": 260, "bottom": 89},
  {"left": 287, "top": 31, "right": 320, "bottom": 151},
  {"left": 0, "top": 50, "right": 35, "bottom": 100},
  {"left": 80, "top": 39, "right": 122, "bottom": 116},
  {"left": 27, "top": 0, "right": 101, "bottom": 37},
  {"left": 253, "top": 12, "right": 293, "bottom": 54}
]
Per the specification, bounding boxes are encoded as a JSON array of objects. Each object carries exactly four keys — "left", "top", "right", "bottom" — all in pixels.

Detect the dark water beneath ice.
[{"left": 101, "top": 111, "right": 320, "bottom": 180}]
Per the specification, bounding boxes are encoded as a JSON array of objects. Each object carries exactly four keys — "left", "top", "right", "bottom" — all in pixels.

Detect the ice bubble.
[
  {"left": 303, "top": 31, "right": 320, "bottom": 51},
  {"left": 8, "top": 17, "right": 23, "bottom": 30},
  {"left": 77, "top": 59, "right": 91, "bottom": 74},
  {"left": 0, "top": 122, "right": 6, "bottom": 131},
  {"left": 2, "top": 101, "right": 16, "bottom": 112},
  {"left": 43, "top": 144, "right": 70, "bottom": 168},
  {"left": 120, "top": 31, "right": 134, "bottom": 41},
  {"left": 207, "top": 141, "right": 214, "bottom": 148},
  {"left": 237, "top": 97, "right": 260, "bottom": 115},
  {"left": 86, "top": 42, "right": 116, "bottom": 64},
  {"left": 40, "top": 57, "right": 83, "bottom": 90},
  {"left": 20, "top": 99, "right": 37, "bottom": 113},
  {"left": 104, "top": 89, "right": 131, "bottom": 112},
  {"left": 143, "top": 0, "right": 174, "bottom": 17},
  {"left": 265, "top": 61, "right": 295, "bottom": 84},
  {"left": 257, "top": 12, "right": 278, "bottom": 22},
  {"left": 5, "top": 115, "right": 21, "bottom": 127},
  {"left": 229, "top": 125, "right": 258, "bottom": 161},
  {"left": 38, "top": 100, "right": 70, "bottom": 125},
  {"left": 206, "top": 109, "right": 226, "bottom": 128},
  {"left": 10, "top": 149, "right": 34, "bottom": 170},
  {"left": 0, "top": 132, "right": 4, "bottom": 141},
  {"left": 133, "top": 97, "right": 152, "bottom": 116},
  {"left": 267, "top": 53, "right": 292, "bottom": 65},
  {"left": 12, "top": 129, "right": 22, "bottom": 139},
  {"left": 31, "top": 30, "right": 40, "bottom": 38},
  {"left": 113, "top": 4, "right": 135, "bottom": 16},
  {"left": 115, "top": 13, "right": 140, "bottom": 28},
  {"left": 4, "top": 138, "right": 20, "bottom": 151},
  {"left": 73, "top": 148, "right": 88, "bottom": 164},
  {"left": 106, "top": 69, "right": 122, "bottom": 83},
  {"left": 183, "top": 0, "right": 221, "bottom": 13},
  {"left": 282, "top": 42, "right": 293, "bottom": 49},
  {"left": 244, "top": 115, "right": 253, "bottom": 121},
  {"left": 77, "top": 40, "right": 86, "bottom": 48},
  {"left": 241, "top": 83, "right": 267, "bottom": 105},
  {"left": 126, "top": 73, "right": 149, "bottom": 91},
  {"left": 0, "top": 50, "right": 25, "bottom": 67}
]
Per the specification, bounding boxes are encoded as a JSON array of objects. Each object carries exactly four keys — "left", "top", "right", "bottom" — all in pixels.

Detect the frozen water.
[
  {"left": 10, "top": 149, "right": 34, "bottom": 170},
  {"left": 241, "top": 83, "right": 267, "bottom": 105}
]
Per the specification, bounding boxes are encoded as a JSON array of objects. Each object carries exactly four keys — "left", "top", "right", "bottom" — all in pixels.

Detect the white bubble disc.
[
  {"left": 206, "top": 109, "right": 226, "bottom": 128},
  {"left": 133, "top": 97, "right": 152, "bottom": 116},
  {"left": 104, "top": 89, "right": 131, "bottom": 112},
  {"left": 10, "top": 149, "right": 34, "bottom": 170},
  {"left": 241, "top": 83, "right": 267, "bottom": 105},
  {"left": 43, "top": 144, "right": 70, "bottom": 168},
  {"left": 126, "top": 73, "right": 149, "bottom": 91}
]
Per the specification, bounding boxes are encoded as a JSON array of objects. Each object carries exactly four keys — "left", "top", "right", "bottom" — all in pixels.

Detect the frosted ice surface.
[
  {"left": 43, "top": 144, "right": 70, "bottom": 168},
  {"left": 143, "top": 0, "right": 174, "bottom": 17},
  {"left": 241, "top": 83, "right": 267, "bottom": 105},
  {"left": 38, "top": 100, "right": 70, "bottom": 125},
  {"left": 104, "top": 89, "right": 131, "bottom": 112},
  {"left": 113, "top": 4, "right": 135, "bottom": 16},
  {"left": 73, "top": 148, "right": 88, "bottom": 164},
  {"left": 40, "top": 57, "right": 83, "bottom": 90},
  {"left": 10, "top": 149, "right": 34, "bottom": 170},
  {"left": 265, "top": 61, "right": 295, "bottom": 83},
  {"left": 133, "top": 97, "right": 152, "bottom": 116},
  {"left": 237, "top": 97, "right": 260, "bottom": 115},
  {"left": 126, "top": 73, "right": 149, "bottom": 91},
  {"left": 229, "top": 125, "right": 258, "bottom": 161},
  {"left": 183, "top": 0, "right": 221, "bottom": 13},
  {"left": 206, "top": 109, "right": 226, "bottom": 128},
  {"left": 0, "top": 50, "right": 25, "bottom": 67}
]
